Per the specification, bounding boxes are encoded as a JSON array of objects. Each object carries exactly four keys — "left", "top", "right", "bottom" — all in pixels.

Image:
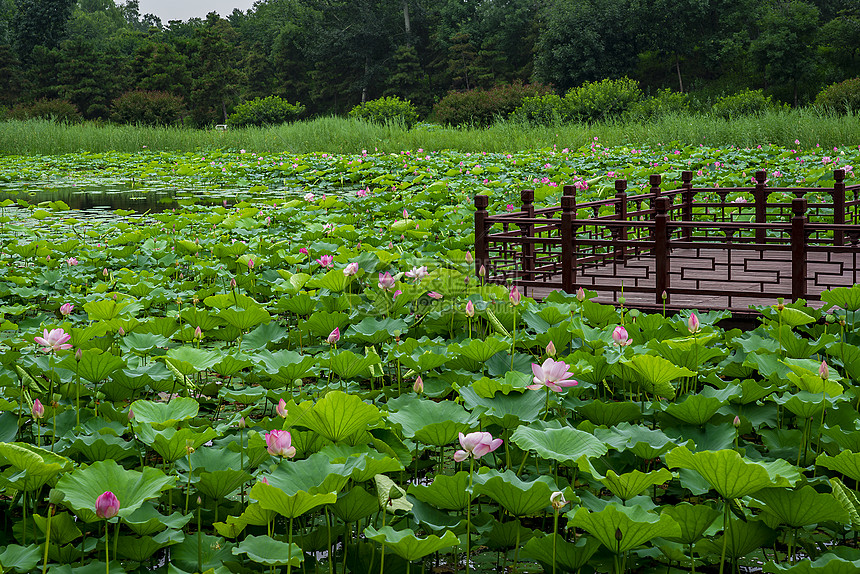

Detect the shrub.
[
  {"left": 711, "top": 89, "right": 786, "bottom": 118},
  {"left": 6, "top": 99, "right": 82, "bottom": 123},
  {"left": 433, "top": 83, "right": 552, "bottom": 127},
  {"left": 510, "top": 93, "right": 568, "bottom": 125},
  {"left": 111, "top": 91, "right": 186, "bottom": 126},
  {"left": 815, "top": 78, "right": 860, "bottom": 114},
  {"left": 348, "top": 96, "right": 419, "bottom": 127},
  {"left": 227, "top": 96, "right": 305, "bottom": 128},
  {"left": 627, "top": 89, "right": 690, "bottom": 121},
  {"left": 511, "top": 78, "right": 643, "bottom": 125}
]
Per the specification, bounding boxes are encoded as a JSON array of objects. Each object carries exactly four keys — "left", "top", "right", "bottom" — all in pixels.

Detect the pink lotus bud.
[
  {"left": 230, "top": 278, "right": 237, "bottom": 288},
  {"left": 576, "top": 287, "right": 585, "bottom": 302},
  {"left": 733, "top": 415, "right": 741, "bottom": 428},
  {"left": 75, "top": 348, "right": 82, "bottom": 361},
  {"left": 277, "top": 398, "right": 288, "bottom": 418},
  {"left": 59, "top": 303, "right": 74, "bottom": 316},
  {"left": 95, "top": 491, "right": 120, "bottom": 519},
  {"left": 612, "top": 325, "right": 631, "bottom": 346},
  {"left": 465, "top": 300, "right": 475, "bottom": 318},
  {"left": 238, "top": 416, "right": 246, "bottom": 429},
  {"left": 546, "top": 341, "right": 557, "bottom": 357},
  {"left": 465, "top": 251, "right": 473, "bottom": 264},
  {"left": 819, "top": 360, "right": 829, "bottom": 380},
  {"left": 128, "top": 407, "right": 134, "bottom": 420},
  {"left": 102, "top": 268, "right": 109, "bottom": 277},
  {"left": 403, "top": 208, "right": 409, "bottom": 219},
  {"left": 248, "top": 258, "right": 255, "bottom": 270},
  {"left": 413, "top": 375, "right": 424, "bottom": 394},
  {"left": 687, "top": 312, "right": 700, "bottom": 334},
  {"left": 194, "top": 326, "right": 202, "bottom": 339},
  {"left": 478, "top": 264, "right": 486, "bottom": 277},
  {"left": 265, "top": 430, "right": 296, "bottom": 458},
  {"left": 327, "top": 327, "right": 340, "bottom": 344},
  {"left": 509, "top": 285, "right": 521, "bottom": 306},
  {"left": 118, "top": 327, "right": 125, "bottom": 336},
  {"left": 32, "top": 399, "right": 44, "bottom": 419}
]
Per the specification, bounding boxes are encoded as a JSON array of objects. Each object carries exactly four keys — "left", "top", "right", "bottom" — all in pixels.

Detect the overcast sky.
[{"left": 137, "top": 0, "right": 257, "bottom": 22}]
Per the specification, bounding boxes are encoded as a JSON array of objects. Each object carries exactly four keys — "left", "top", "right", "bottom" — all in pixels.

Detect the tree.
[
  {"left": 0, "top": 43, "right": 21, "bottom": 105},
  {"left": 56, "top": 37, "right": 127, "bottom": 118},
  {"left": 13, "top": 0, "right": 75, "bottom": 62},
  {"left": 189, "top": 13, "right": 243, "bottom": 125},
  {"left": 129, "top": 41, "right": 192, "bottom": 100}
]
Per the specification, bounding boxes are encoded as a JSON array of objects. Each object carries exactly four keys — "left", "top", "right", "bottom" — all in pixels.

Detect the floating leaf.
[{"left": 522, "top": 534, "right": 602, "bottom": 573}]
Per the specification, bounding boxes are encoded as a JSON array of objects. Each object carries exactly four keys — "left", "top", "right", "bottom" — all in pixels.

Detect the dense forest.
[{"left": 0, "top": 0, "right": 858, "bottom": 126}]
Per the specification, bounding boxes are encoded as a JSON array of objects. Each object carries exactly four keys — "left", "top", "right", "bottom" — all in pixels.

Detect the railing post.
[
  {"left": 561, "top": 194, "right": 576, "bottom": 293},
  {"left": 649, "top": 174, "right": 662, "bottom": 212},
  {"left": 563, "top": 184, "right": 576, "bottom": 198},
  {"left": 754, "top": 170, "right": 768, "bottom": 244},
  {"left": 791, "top": 197, "right": 808, "bottom": 302},
  {"left": 833, "top": 169, "right": 845, "bottom": 246},
  {"left": 615, "top": 179, "right": 628, "bottom": 262},
  {"left": 681, "top": 170, "right": 694, "bottom": 241},
  {"left": 520, "top": 189, "right": 535, "bottom": 288},
  {"left": 654, "top": 196, "right": 670, "bottom": 304},
  {"left": 474, "top": 195, "right": 489, "bottom": 278}
]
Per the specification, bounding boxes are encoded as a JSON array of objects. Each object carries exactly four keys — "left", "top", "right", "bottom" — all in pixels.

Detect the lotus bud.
[
  {"left": 662, "top": 290, "right": 668, "bottom": 300},
  {"left": 194, "top": 326, "right": 202, "bottom": 340},
  {"left": 688, "top": 312, "right": 700, "bottom": 334},
  {"left": 465, "top": 300, "right": 475, "bottom": 318},
  {"left": 259, "top": 476, "right": 269, "bottom": 485},
  {"left": 612, "top": 325, "right": 631, "bottom": 347},
  {"left": 230, "top": 278, "right": 237, "bottom": 289},
  {"left": 819, "top": 360, "right": 829, "bottom": 380},
  {"left": 327, "top": 327, "right": 340, "bottom": 345},
  {"left": 95, "top": 491, "right": 120, "bottom": 519},
  {"left": 465, "top": 251, "right": 473, "bottom": 264},
  {"left": 413, "top": 375, "right": 424, "bottom": 394},
  {"left": 248, "top": 258, "right": 255, "bottom": 270},
  {"left": 277, "top": 398, "right": 288, "bottom": 418},
  {"left": 32, "top": 399, "right": 44, "bottom": 420},
  {"left": 128, "top": 407, "right": 134, "bottom": 421},
  {"left": 238, "top": 416, "right": 246, "bottom": 429},
  {"left": 509, "top": 285, "right": 521, "bottom": 306},
  {"left": 102, "top": 267, "right": 109, "bottom": 277},
  {"left": 59, "top": 303, "right": 74, "bottom": 316},
  {"left": 546, "top": 341, "right": 556, "bottom": 357},
  {"left": 478, "top": 264, "right": 486, "bottom": 277},
  {"left": 118, "top": 327, "right": 125, "bottom": 336},
  {"left": 733, "top": 415, "right": 741, "bottom": 428},
  {"left": 615, "top": 528, "right": 623, "bottom": 541},
  {"left": 75, "top": 348, "right": 82, "bottom": 361},
  {"left": 576, "top": 287, "right": 585, "bottom": 302}
]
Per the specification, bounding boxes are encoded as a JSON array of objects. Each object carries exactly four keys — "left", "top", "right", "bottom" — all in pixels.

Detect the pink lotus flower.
[
  {"left": 32, "top": 399, "right": 44, "bottom": 419},
  {"left": 405, "top": 266, "right": 427, "bottom": 281},
  {"left": 316, "top": 255, "right": 333, "bottom": 267},
  {"left": 265, "top": 430, "right": 296, "bottom": 458},
  {"left": 327, "top": 327, "right": 340, "bottom": 344},
  {"left": 59, "top": 303, "right": 74, "bottom": 316},
  {"left": 95, "top": 491, "right": 120, "bottom": 519},
  {"left": 34, "top": 328, "right": 73, "bottom": 353},
  {"left": 66, "top": 257, "right": 78, "bottom": 266},
  {"left": 453, "top": 431, "right": 503, "bottom": 462},
  {"left": 343, "top": 262, "right": 359, "bottom": 276},
  {"left": 194, "top": 326, "right": 203, "bottom": 340},
  {"left": 378, "top": 272, "right": 395, "bottom": 290},
  {"left": 276, "top": 398, "right": 288, "bottom": 418},
  {"left": 427, "top": 291, "right": 442, "bottom": 300},
  {"left": 298, "top": 247, "right": 308, "bottom": 255},
  {"left": 304, "top": 193, "right": 315, "bottom": 201},
  {"left": 528, "top": 358, "right": 577, "bottom": 392},
  {"left": 687, "top": 312, "right": 700, "bottom": 334},
  {"left": 612, "top": 325, "right": 631, "bottom": 346}
]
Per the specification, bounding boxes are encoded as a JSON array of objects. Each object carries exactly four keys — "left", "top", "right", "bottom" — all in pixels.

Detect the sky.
[{"left": 136, "top": 0, "right": 257, "bottom": 23}]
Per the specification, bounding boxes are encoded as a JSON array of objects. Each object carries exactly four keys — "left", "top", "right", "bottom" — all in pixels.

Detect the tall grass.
[{"left": 1, "top": 109, "right": 858, "bottom": 155}]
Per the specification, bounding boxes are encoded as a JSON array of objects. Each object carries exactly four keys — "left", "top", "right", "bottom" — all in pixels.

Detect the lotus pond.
[{"left": 0, "top": 143, "right": 859, "bottom": 574}]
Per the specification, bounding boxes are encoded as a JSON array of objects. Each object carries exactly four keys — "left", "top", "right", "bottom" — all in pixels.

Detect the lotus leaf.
[
  {"left": 597, "top": 468, "right": 674, "bottom": 501},
  {"left": 331, "top": 485, "right": 380, "bottom": 523},
  {"left": 662, "top": 502, "right": 721, "bottom": 545},
  {"left": 0, "top": 442, "right": 73, "bottom": 491},
  {"left": 129, "top": 396, "right": 198, "bottom": 429},
  {"left": 511, "top": 424, "right": 608, "bottom": 464},
  {"left": 116, "top": 529, "right": 184, "bottom": 562},
  {"left": 250, "top": 481, "right": 336, "bottom": 518},
  {"left": 569, "top": 503, "right": 681, "bottom": 554},
  {"left": 122, "top": 502, "right": 192, "bottom": 536},
  {"left": 300, "top": 390, "right": 381, "bottom": 443},
  {"left": 232, "top": 535, "right": 303, "bottom": 567},
  {"left": 696, "top": 517, "right": 776, "bottom": 562},
  {"left": 751, "top": 485, "right": 849, "bottom": 527},
  {"left": 133, "top": 424, "right": 221, "bottom": 463},
  {"left": 817, "top": 451, "right": 860, "bottom": 482},
  {"left": 387, "top": 396, "right": 478, "bottom": 446},
  {"left": 408, "top": 471, "right": 472, "bottom": 511},
  {"left": 473, "top": 469, "right": 560, "bottom": 516},
  {"left": 522, "top": 534, "right": 602, "bottom": 573},
  {"left": 364, "top": 525, "right": 459, "bottom": 561}
]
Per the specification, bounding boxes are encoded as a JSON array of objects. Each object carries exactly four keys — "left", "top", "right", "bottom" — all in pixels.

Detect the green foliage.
[
  {"left": 712, "top": 89, "right": 787, "bottom": 119},
  {"left": 348, "top": 96, "right": 418, "bottom": 128},
  {"left": 227, "top": 95, "right": 305, "bottom": 128},
  {"left": 433, "top": 82, "right": 552, "bottom": 127},
  {"left": 815, "top": 78, "right": 860, "bottom": 114},
  {"left": 512, "top": 78, "right": 644, "bottom": 125},
  {"left": 111, "top": 90, "right": 185, "bottom": 126},
  {"left": 6, "top": 98, "right": 81, "bottom": 122},
  {"left": 627, "top": 89, "right": 691, "bottom": 120}
]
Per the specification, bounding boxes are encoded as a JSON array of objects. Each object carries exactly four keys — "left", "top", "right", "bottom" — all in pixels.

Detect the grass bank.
[{"left": 2, "top": 109, "right": 858, "bottom": 155}]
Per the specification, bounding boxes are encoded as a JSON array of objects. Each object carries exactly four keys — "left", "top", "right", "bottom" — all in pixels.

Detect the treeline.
[{"left": 0, "top": 0, "right": 857, "bottom": 127}]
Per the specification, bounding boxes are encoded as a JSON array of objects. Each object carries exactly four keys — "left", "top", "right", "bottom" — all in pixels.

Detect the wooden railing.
[{"left": 474, "top": 169, "right": 860, "bottom": 307}]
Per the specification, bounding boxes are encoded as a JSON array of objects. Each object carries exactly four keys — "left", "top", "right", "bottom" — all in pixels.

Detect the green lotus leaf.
[
  {"left": 331, "top": 485, "right": 380, "bottom": 523},
  {"left": 827, "top": 343, "right": 860, "bottom": 381},
  {"left": 253, "top": 349, "right": 317, "bottom": 384},
  {"left": 275, "top": 291, "right": 315, "bottom": 315},
  {"left": 116, "top": 529, "right": 184, "bottom": 562},
  {"left": 664, "top": 447, "right": 799, "bottom": 499},
  {"left": 773, "top": 306, "right": 815, "bottom": 327},
  {"left": 408, "top": 471, "right": 472, "bottom": 511},
  {"left": 58, "top": 349, "right": 126, "bottom": 384},
  {"left": 300, "top": 311, "right": 348, "bottom": 339},
  {"left": 317, "top": 444, "right": 404, "bottom": 483},
  {"left": 375, "top": 473, "right": 412, "bottom": 514},
  {"left": 55, "top": 459, "right": 175, "bottom": 522},
  {"left": 346, "top": 317, "right": 409, "bottom": 345},
  {"left": 306, "top": 267, "right": 350, "bottom": 292},
  {"left": 458, "top": 385, "right": 543, "bottom": 429},
  {"left": 773, "top": 391, "right": 835, "bottom": 419},
  {"left": 0, "top": 543, "right": 40, "bottom": 573},
  {"left": 134, "top": 424, "right": 221, "bottom": 463},
  {"left": 232, "top": 534, "right": 303, "bottom": 567},
  {"left": 122, "top": 502, "right": 192, "bottom": 536},
  {"left": 250, "top": 481, "right": 336, "bottom": 519},
  {"left": 822, "top": 285, "right": 860, "bottom": 311},
  {"left": 326, "top": 349, "right": 375, "bottom": 380},
  {"left": 0, "top": 442, "right": 73, "bottom": 491},
  {"left": 661, "top": 502, "right": 721, "bottom": 545},
  {"left": 511, "top": 424, "right": 608, "bottom": 464},
  {"left": 301, "top": 390, "right": 381, "bottom": 443},
  {"left": 648, "top": 336, "right": 727, "bottom": 370},
  {"left": 593, "top": 423, "right": 680, "bottom": 459},
  {"left": 696, "top": 517, "right": 776, "bottom": 562},
  {"left": 196, "top": 468, "right": 251, "bottom": 500},
  {"left": 83, "top": 298, "right": 135, "bottom": 321},
  {"left": 473, "top": 469, "right": 560, "bottom": 516},
  {"left": 751, "top": 485, "right": 849, "bottom": 527},
  {"left": 242, "top": 322, "right": 289, "bottom": 350},
  {"left": 180, "top": 306, "right": 224, "bottom": 332},
  {"left": 164, "top": 347, "right": 221, "bottom": 375},
  {"left": 485, "top": 518, "right": 535, "bottom": 549},
  {"left": 364, "top": 526, "right": 459, "bottom": 561},
  {"left": 130, "top": 397, "right": 198, "bottom": 430},
  {"left": 569, "top": 503, "right": 681, "bottom": 554},
  {"left": 218, "top": 305, "right": 271, "bottom": 331},
  {"left": 171, "top": 532, "right": 234, "bottom": 572},
  {"left": 597, "top": 468, "right": 674, "bottom": 501},
  {"left": 210, "top": 353, "right": 254, "bottom": 377},
  {"left": 266, "top": 452, "right": 356, "bottom": 495},
  {"left": 830, "top": 478, "right": 860, "bottom": 527},
  {"left": 578, "top": 400, "right": 642, "bottom": 426},
  {"left": 664, "top": 393, "right": 728, "bottom": 426},
  {"left": 68, "top": 433, "right": 138, "bottom": 462},
  {"left": 622, "top": 354, "right": 692, "bottom": 399},
  {"left": 33, "top": 511, "right": 82, "bottom": 546},
  {"left": 448, "top": 336, "right": 509, "bottom": 363},
  {"left": 522, "top": 534, "right": 602, "bottom": 573},
  {"left": 387, "top": 396, "right": 477, "bottom": 445},
  {"left": 764, "top": 553, "right": 860, "bottom": 574},
  {"left": 111, "top": 363, "right": 172, "bottom": 392},
  {"left": 817, "top": 451, "right": 860, "bottom": 483},
  {"left": 203, "top": 292, "right": 258, "bottom": 310},
  {"left": 397, "top": 346, "right": 450, "bottom": 372},
  {"left": 120, "top": 332, "right": 170, "bottom": 355}
]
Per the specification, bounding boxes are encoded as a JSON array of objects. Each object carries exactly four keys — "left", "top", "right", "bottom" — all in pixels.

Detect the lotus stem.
[
  {"left": 104, "top": 520, "right": 110, "bottom": 574},
  {"left": 41, "top": 503, "right": 53, "bottom": 574},
  {"left": 512, "top": 521, "right": 521, "bottom": 574},
  {"left": 719, "top": 500, "right": 730, "bottom": 574},
  {"left": 466, "top": 457, "right": 474, "bottom": 574},
  {"left": 552, "top": 509, "right": 559, "bottom": 574},
  {"left": 325, "top": 506, "right": 333, "bottom": 574}
]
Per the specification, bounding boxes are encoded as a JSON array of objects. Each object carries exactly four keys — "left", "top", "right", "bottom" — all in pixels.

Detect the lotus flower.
[
  {"left": 32, "top": 399, "right": 44, "bottom": 419},
  {"left": 343, "top": 262, "right": 359, "bottom": 276},
  {"left": 247, "top": 258, "right": 255, "bottom": 270},
  {"left": 405, "top": 266, "right": 427, "bottom": 281},
  {"left": 378, "top": 272, "right": 395, "bottom": 290},
  {"left": 612, "top": 325, "right": 631, "bottom": 346},
  {"left": 550, "top": 491, "right": 571, "bottom": 510},
  {"left": 427, "top": 291, "right": 442, "bottom": 300},
  {"left": 327, "top": 327, "right": 340, "bottom": 345},
  {"left": 95, "top": 491, "right": 120, "bottom": 519},
  {"left": 34, "top": 328, "right": 73, "bottom": 353},
  {"left": 316, "top": 254, "right": 333, "bottom": 268},
  {"left": 59, "top": 303, "right": 74, "bottom": 316},
  {"left": 265, "top": 429, "right": 296, "bottom": 458},
  {"left": 276, "top": 398, "right": 288, "bottom": 418},
  {"left": 528, "top": 358, "right": 578, "bottom": 392},
  {"left": 67, "top": 257, "right": 78, "bottom": 266},
  {"left": 453, "top": 431, "right": 503, "bottom": 462}
]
